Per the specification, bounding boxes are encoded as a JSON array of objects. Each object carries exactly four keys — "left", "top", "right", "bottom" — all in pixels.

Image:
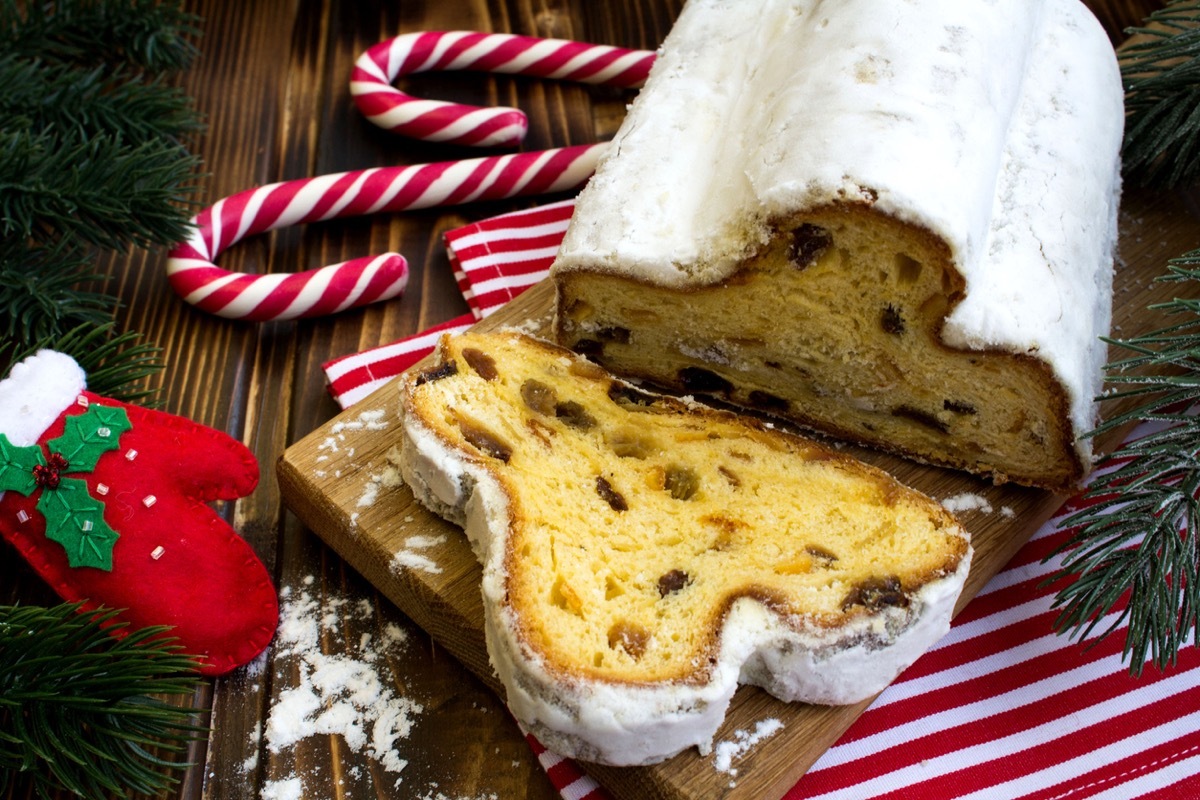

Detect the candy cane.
[
  {"left": 167, "top": 145, "right": 605, "bottom": 321},
  {"left": 167, "top": 32, "right": 657, "bottom": 323},
  {"left": 351, "top": 31, "right": 655, "bottom": 147}
]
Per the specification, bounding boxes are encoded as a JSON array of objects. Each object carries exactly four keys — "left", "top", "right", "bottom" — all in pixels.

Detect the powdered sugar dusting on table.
[
  {"left": 941, "top": 492, "right": 994, "bottom": 515},
  {"left": 712, "top": 718, "right": 785, "bottom": 777},
  {"left": 256, "top": 581, "right": 420, "bottom": 795},
  {"left": 391, "top": 534, "right": 447, "bottom": 575}
]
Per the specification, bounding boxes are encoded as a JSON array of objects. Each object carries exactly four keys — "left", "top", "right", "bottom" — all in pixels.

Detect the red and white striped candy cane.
[
  {"left": 167, "top": 31, "right": 656, "bottom": 323},
  {"left": 167, "top": 145, "right": 604, "bottom": 321},
  {"left": 351, "top": 31, "right": 655, "bottom": 147}
]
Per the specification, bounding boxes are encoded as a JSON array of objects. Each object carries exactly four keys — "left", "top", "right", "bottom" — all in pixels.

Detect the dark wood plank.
[{"left": 0, "top": 1, "right": 1181, "bottom": 799}]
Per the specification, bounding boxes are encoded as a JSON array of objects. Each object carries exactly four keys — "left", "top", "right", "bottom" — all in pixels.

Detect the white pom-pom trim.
[{"left": 0, "top": 351, "right": 87, "bottom": 447}]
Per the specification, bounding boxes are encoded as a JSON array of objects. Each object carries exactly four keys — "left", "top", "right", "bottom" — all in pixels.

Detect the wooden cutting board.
[{"left": 278, "top": 184, "right": 1197, "bottom": 800}]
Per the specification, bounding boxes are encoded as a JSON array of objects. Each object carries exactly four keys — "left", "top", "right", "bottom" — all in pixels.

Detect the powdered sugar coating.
[{"left": 554, "top": 0, "right": 1122, "bottom": 468}]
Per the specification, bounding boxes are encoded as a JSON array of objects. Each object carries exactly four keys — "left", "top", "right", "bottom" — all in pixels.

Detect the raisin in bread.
[
  {"left": 399, "top": 330, "right": 970, "bottom": 766},
  {"left": 552, "top": 0, "right": 1123, "bottom": 493}
]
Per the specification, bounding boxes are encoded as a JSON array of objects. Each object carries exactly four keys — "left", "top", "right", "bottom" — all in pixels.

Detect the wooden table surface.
[{"left": 0, "top": 1, "right": 1173, "bottom": 798}]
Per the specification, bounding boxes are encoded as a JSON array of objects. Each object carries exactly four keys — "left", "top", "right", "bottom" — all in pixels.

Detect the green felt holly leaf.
[
  {"left": 38, "top": 478, "right": 119, "bottom": 571},
  {"left": 47, "top": 404, "right": 132, "bottom": 473},
  {"left": 0, "top": 434, "right": 46, "bottom": 495}
]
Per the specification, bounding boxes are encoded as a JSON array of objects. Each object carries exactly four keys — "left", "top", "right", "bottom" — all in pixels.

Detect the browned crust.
[
  {"left": 551, "top": 201, "right": 1086, "bottom": 493},
  {"left": 403, "top": 330, "right": 970, "bottom": 688}
]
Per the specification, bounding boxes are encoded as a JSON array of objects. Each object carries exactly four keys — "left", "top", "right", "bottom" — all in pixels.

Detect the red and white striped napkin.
[{"left": 321, "top": 203, "right": 1200, "bottom": 799}]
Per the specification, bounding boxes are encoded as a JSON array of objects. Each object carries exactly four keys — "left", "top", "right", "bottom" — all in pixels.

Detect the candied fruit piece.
[
  {"left": 608, "top": 382, "right": 657, "bottom": 409},
  {"left": 881, "top": 305, "right": 905, "bottom": 335},
  {"left": 663, "top": 465, "right": 699, "bottom": 500},
  {"left": 717, "top": 465, "right": 742, "bottom": 487},
  {"left": 415, "top": 360, "right": 457, "bottom": 386},
  {"left": 595, "top": 326, "right": 632, "bottom": 344},
  {"left": 552, "top": 576, "right": 583, "bottom": 615},
  {"left": 521, "top": 379, "right": 558, "bottom": 416},
  {"left": 462, "top": 347, "right": 498, "bottom": 380},
  {"left": 572, "top": 339, "right": 604, "bottom": 358},
  {"left": 679, "top": 367, "right": 733, "bottom": 395},
  {"left": 608, "top": 427, "right": 655, "bottom": 459},
  {"left": 608, "top": 621, "right": 649, "bottom": 659},
  {"left": 596, "top": 476, "right": 628, "bottom": 511},
  {"left": 458, "top": 421, "right": 512, "bottom": 463},
  {"left": 789, "top": 223, "right": 832, "bottom": 268},
  {"left": 805, "top": 545, "right": 839, "bottom": 566},
  {"left": 748, "top": 390, "right": 789, "bottom": 412},
  {"left": 556, "top": 400, "right": 597, "bottom": 430},
  {"left": 944, "top": 399, "right": 977, "bottom": 415},
  {"left": 657, "top": 569, "right": 690, "bottom": 597},
  {"left": 841, "top": 575, "right": 909, "bottom": 612}
]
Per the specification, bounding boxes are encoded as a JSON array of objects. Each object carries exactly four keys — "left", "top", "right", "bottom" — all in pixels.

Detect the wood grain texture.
[{"left": 0, "top": 1, "right": 1190, "bottom": 799}]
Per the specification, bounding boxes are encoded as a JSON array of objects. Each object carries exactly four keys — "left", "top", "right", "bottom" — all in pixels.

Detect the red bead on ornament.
[{"left": 32, "top": 452, "right": 70, "bottom": 489}]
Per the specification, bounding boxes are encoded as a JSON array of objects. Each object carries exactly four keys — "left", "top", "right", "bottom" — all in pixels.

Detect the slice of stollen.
[{"left": 399, "top": 330, "right": 971, "bottom": 766}]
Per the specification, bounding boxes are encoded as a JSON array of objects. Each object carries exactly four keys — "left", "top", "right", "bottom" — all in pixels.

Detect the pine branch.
[
  {"left": 1047, "top": 249, "right": 1200, "bottom": 676},
  {"left": 1121, "top": 0, "right": 1200, "bottom": 189},
  {"left": 0, "top": 1, "right": 205, "bottom": 393},
  {"left": 0, "top": 323, "right": 165, "bottom": 407},
  {"left": 0, "top": 604, "right": 205, "bottom": 800},
  {"left": 53, "top": 325, "right": 165, "bottom": 405},
  {"left": 0, "top": 239, "right": 113, "bottom": 345},
  {"left": 0, "top": 0, "right": 200, "bottom": 72},
  {"left": 0, "top": 55, "right": 204, "bottom": 148},
  {"left": 0, "top": 127, "right": 200, "bottom": 251}
]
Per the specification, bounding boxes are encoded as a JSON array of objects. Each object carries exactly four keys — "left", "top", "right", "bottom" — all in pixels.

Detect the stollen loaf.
[{"left": 552, "top": 0, "right": 1124, "bottom": 492}]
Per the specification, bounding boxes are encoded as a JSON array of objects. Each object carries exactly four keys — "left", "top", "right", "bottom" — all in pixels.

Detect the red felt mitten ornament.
[{"left": 0, "top": 351, "right": 277, "bottom": 675}]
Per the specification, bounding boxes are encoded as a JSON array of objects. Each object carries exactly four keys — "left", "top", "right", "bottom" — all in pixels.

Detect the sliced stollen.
[
  {"left": 551, "top": 0, "right": 1124, "bottom": 493},
  {"left": 398, "top": 330, "right": 971, "bottom": 766}
]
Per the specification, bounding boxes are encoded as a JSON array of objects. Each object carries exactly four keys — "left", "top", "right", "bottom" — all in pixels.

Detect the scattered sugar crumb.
[
  {"left": 261, "top": 776, "right": 302, "bottom": 800},
  {"left": 243, "top": 648, "right": 269, "bottom": 679},
  {"left": 712, "top": 718, "right": 785, "bottom": 775},
  {"left": 258, "top": 580, "right": 421, "bottom": 798},
  {"left": 1000, "top": 505, "right": 1016, "bottom": 518},
  {"left": 941, "top": 492, "right": 993, "bottom": 515},
  {"left": 391, "top": 534, "right": 447, "bottom": 575},
  {"left": 331, "top": 408, "right": 390, "bottom": 434},
  {"left": 358, "top": 480, "right": 382, "bottom": 508},
  {"left": 240, "top": 720, "right": 263, "bottom": 774},
  {"left": 501, "top": 318, "right": 545, "bottom": 336},
  {"left": 357, "top": 463, "right": 405, "bottom": 508}
]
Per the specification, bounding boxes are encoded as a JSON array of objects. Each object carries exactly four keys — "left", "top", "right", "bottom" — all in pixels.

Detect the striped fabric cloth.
[
  {"left": 323, "top": 313, "right": 475, "bottom": 408},
  {"left": 321, "top": 202, "right": 1199, "bottom": 798}
]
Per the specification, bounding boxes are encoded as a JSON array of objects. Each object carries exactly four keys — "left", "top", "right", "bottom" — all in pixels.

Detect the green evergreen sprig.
[
  {"left": 1121, "top": 0, "right": 1200, "bottom": 189},
  {"left": 0, "top": 0, "right": 203, "bottom": 401},
  {"left": 0, "top": 0, "right": 201, "bottom": 72},
  {"left": 0, "top": 128, "right": 201, "bottom": 251},
  {"left": 0, "top": 239, "right": 112, "bottom": 346},
  {"left": 0, "top": 603, "right": 205, "bottom": 800},
  {"left": 1047, "top": 249, "right": 1200, "bottom": 676},
  {"left": 0, "top": 323, "right": 165, "bottom": 406},
  {"left": 0, "top": 55, "right": 203, "bottom": 147}
]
